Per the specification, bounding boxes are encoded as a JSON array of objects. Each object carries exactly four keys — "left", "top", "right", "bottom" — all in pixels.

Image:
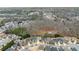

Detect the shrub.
[
  {"left": 0, "top": 20, "right": 5, "bottom": 27},
  {"left": 54, "top": 34, "right": 64, "bottom": 38},
  {"left": 1, "top": 40, "right": 14, "bottom": 51},
  {"left": 43, "top": 33, "right": 64, "bottom": 38},
  {"left": 7, "top": 27, "right": 31, "bottom": 39}
]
